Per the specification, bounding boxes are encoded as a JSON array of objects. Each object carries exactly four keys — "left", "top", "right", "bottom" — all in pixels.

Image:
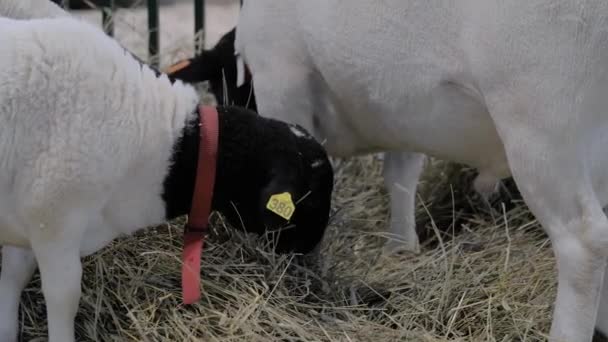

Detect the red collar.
[{"left": 181, "top": 105, "right": 219, "bottom": 305}]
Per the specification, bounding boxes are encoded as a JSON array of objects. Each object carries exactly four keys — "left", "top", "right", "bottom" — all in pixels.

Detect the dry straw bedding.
[
  {"left": 3, "top": 3, "right": 565, "bottom": 341},
  {"left": 13, "top": 157, "right": 558, "bottom": 342}
]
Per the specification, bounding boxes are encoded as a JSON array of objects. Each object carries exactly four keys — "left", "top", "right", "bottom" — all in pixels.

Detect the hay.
[
  {"left": 6, "top": 3, "right": 561, "bottom": 341},
  {"left": 16, "top": 156, "right": 557, "bottom": 341}
]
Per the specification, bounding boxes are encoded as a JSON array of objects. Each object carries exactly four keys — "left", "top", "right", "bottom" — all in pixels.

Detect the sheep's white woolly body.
[
  {"left": 0, "top": 17, "right": 198, "bottom": 250},
  {"left": 237, "top": 1, "right": 608, "bottom": 340},
  {"left": 0, "top": 17, "right": 198, "bottom": 342}
]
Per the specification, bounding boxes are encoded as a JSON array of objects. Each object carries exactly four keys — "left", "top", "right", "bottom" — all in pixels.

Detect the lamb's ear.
[
  {"left": 165, "top": 53, "right": 223, "bottom": 83},
  {"left": 164, "top": 59, "right": 192, "bottom": 75}
]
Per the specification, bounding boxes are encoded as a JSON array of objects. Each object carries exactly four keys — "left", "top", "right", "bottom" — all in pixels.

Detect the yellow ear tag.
[{"left": 266, "top": 192, "right": 296, "bottom": 220}]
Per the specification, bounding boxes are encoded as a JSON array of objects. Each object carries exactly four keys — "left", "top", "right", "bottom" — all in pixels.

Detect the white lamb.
[
  {"left": 0, "top": 7, "right": 334, "bottom": 342},
  {"left": 236, "top": 0, "right": 608, "bottom": 340}
]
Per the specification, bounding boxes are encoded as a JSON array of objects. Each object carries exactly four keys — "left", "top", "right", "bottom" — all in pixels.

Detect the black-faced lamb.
[{"left": 0, "top": 13, "right": 333, "bottom": 342}]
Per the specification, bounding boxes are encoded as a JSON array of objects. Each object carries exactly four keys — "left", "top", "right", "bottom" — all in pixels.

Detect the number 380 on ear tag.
[{"left": 266, "top": 192, "right": 296, "bottom": 220}]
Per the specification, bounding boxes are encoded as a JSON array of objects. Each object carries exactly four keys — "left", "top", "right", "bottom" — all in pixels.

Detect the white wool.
[
  {"left": 0, "top": 0, "right": 69, "bottom": 19},
  {"left": 236, "top": 1, "right": 608, "bottom": 340},
  {"left": 0, "top": 17, "right": 198, "bottom": 245}
]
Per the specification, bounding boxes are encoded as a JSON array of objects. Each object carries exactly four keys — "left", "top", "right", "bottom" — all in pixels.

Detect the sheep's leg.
[
  {"left": 28, "top": 210, "right": 87, "bottom": 342},
  {"left": 508, "top": 151, "right": 606, "bottom": 342},
  {"left": 382, "top": 151, "right": 425, "bottom": 253},
  {"left": 0, "top": 246, "right": 37, "bottom": 342},
  {"left": 549, "top": 226, "right": 606, "bottom": 342},
  {"left": 487, "top": 99, "right": 608, "bottom": 342}
]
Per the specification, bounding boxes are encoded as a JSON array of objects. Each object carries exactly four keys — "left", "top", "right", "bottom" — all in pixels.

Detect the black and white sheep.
[
  {"left": 0, "top": 8, "right": 333, "bottom": 342},
  {"left": 165, "top": 27, "right": 257, "bottom": 111}
]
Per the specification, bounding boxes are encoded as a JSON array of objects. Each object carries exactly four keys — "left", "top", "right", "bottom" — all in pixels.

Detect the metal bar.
[
  {"left": 102, "top": 0, "right": 115, "bottom": 37},
  {"left": 194, "top": 0, "right": 205, "bottom": 54},
  {"left": 148, "top": 0, "right": 160, "bottom": 67}
]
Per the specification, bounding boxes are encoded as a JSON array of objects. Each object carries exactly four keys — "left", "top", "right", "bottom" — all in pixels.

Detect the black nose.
[{"left": 272, "top": 194, "right": 332, "bottom": 254}]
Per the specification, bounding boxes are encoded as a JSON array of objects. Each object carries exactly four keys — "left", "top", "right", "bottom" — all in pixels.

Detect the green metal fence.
[
  {"left": 63, "top": 0, "right": 246, "bottom": 67},
  {"left": 67, "top": 0, "right": 208, "bottom": 68}
]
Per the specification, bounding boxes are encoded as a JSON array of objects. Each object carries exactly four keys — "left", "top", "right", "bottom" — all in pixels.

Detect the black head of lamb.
[{"left": 163, "top": 106, "right": 333, "bottom": 254}]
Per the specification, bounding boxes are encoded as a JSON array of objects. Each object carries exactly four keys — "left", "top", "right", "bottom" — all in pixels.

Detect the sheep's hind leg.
[
  {"left": 27, "top": 208, "right": 90, "bottom": 342},
  {"left": 488, "top": 94, "right": 608, "bottom": 341},
  {"left": 507, "top": 144, "right": 607, "bottom": 341},
  {"left": 0, "top": 246, "right": 37, "bottom": 342}
]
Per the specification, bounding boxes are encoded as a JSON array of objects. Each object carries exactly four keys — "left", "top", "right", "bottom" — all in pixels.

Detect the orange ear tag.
[{"left": 165, "top": 59, "right": 191, "bottom": 74}]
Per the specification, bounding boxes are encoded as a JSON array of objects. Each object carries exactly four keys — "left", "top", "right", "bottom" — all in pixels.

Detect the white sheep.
[
  {"left": 0, "top": 7, "right": 334, "bottom": 342},
  {"left": 235, "top": 0, "right": 608, "bottom": 340}
]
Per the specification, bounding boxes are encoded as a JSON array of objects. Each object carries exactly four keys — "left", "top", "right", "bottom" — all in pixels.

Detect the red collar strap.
[{"left": 181, "top": 105, "right": 219, "bottom": 305}]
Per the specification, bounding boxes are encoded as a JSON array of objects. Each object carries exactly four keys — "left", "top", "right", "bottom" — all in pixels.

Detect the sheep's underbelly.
[{"left": 322, "top": 78, "right": 511, "bottom": 178}]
